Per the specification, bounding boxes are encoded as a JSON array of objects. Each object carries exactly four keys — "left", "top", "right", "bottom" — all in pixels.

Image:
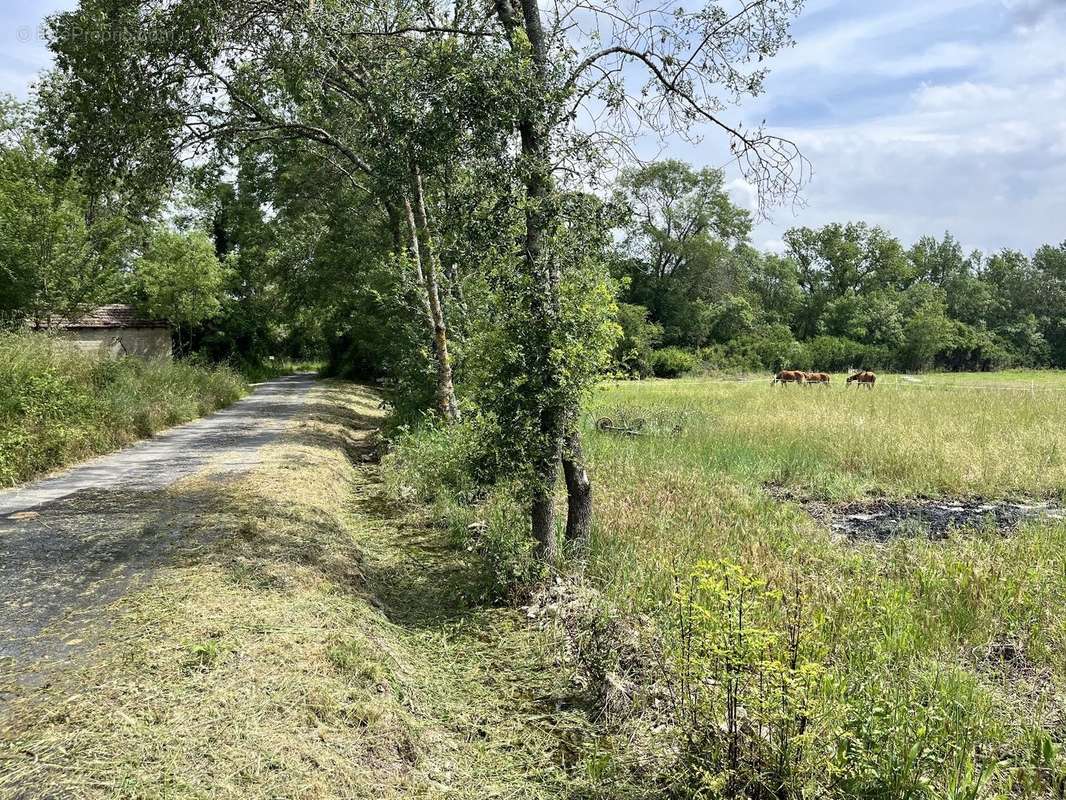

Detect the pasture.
[{"left": 582, "top": 372, "right": 1066, "bottom": 793}]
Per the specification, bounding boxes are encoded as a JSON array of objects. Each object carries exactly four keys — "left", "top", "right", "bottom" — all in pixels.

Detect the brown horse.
[
  {"left": 846, "top": 370, "right": 876, "bottom": 389},
  {"left": 773, "top": 370, "right": 806, "bottom": 386},
  {"left": 805, "top": 372, "right": 831, "bottom": 386}
]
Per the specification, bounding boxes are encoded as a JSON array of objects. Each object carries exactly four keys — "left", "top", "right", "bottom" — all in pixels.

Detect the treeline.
[
  {"left": 6, "top": 92, "right": 1062, "bottom": 394},
  {"left": 612, "top": 160, "right": 1066, "bottom": 376}
]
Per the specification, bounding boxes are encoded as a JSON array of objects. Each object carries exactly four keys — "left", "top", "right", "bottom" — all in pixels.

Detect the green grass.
[
  {"left": 579, "top": 372, "right": 1066, "bottom": 796},
  {"left": 590, "top": 373, "right": 1066, "bottom": 500},
  {"left": 0, "top": 331, "right": 246, "bottom": 486}
]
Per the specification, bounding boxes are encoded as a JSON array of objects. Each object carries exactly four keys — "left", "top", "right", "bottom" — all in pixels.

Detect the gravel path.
[{"left": 0, "top": 373, "right": 315, "bottom": 700}]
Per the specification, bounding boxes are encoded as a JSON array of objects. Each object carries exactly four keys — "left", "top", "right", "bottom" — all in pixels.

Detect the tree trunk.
[
  {"left": 494, "top": 0, "right": 583, "bottom": 563},
  {"left": 403, "top": 175, "right": 461, "bottom": 424},
  {"left": 562, "top": 428, "right": 592, "bottom": 547}
]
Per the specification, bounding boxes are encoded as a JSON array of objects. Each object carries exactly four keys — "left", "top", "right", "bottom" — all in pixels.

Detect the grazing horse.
[
  {"left": 846, "top": 370, "right": 876, "bottom": 389},
  {"left": 805, "top": 372, "right": 831, "bottom": 386},
  {"left": 773, "top": 370, "right": 806, "bottom": 386}
]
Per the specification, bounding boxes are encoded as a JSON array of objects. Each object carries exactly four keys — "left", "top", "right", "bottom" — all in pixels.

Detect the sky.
[{"left": 1, "top": 0, "right": 1064, "bottom": 255}]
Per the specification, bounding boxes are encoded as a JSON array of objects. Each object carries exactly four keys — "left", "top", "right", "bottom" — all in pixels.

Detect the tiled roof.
[{"left": 35, "top": 304, "right": 169, "bottom": 330}]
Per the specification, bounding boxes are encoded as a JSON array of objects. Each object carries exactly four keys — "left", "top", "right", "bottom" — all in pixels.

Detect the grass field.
[{"left": 579, "top": 372, "right": 1066, "bottom": 796}]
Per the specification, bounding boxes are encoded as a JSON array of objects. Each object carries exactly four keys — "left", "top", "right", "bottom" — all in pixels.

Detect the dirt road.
[{"left": 0, "top": 373, "right": 315, "bottom": 699}]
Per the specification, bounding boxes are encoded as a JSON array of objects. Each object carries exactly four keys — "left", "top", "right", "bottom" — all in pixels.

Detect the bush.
[
  {"left": 650, "top": 347, "right": 697, "bottom": 378},
  {"left": 802, "top": 335, "right": 868, "bottom": 372},
  {"left": 666, "top": 561, "right": 828, "bottom": 796},
  {"left": 612, "top": 303, "right": 662, "bottom": 378},
  {"left": 0, "top": 332, "right": 244, "bottom": 485},
  {"left": 381, "top": 418, "right": 545, "bottom": 600}
]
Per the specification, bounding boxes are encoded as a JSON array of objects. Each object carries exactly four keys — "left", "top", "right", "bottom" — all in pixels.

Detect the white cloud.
[
  {"left": 716, "top": 1, "right": 1066, "bottom": 254},
  {"left": 726, "top": 178, "right": 758, "bottom": 214}
]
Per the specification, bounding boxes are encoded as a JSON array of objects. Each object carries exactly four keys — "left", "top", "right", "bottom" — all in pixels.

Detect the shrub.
[
  {"left": 381, "top": 418, "right": 546, "bottom": 600},
  {"left": 802, "top": 335, "right": 868, "bottom": 372},
  {"left": 650, "top": 347, "right": 697, "bottom": 378},
  {"left": 381, "top": 418, "right": 485, "bottom": 503},
  {"left": 612, "top": 303, "right": 662, "bottom": 378}
]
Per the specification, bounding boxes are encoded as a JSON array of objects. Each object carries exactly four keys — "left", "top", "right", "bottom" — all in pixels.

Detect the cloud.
[
  {"left": 725, "top": 178, "right": 758, "bottom": 214},
  {"left": 876, "top": 42, "right": 984, "bottom": 78},
  {"left": 1002, "top": 0, "right": 1066, "bottom": 27},
  {"left": 712, "top": 0, "right": 1066, "bottom": 255}
]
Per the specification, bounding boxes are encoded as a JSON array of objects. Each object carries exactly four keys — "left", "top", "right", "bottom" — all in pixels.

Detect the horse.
[
  {"left": 773, "top": 370, "right": 806, "bottom": 386},
  {"left": 805, "top": 372, "right": 831, "bottom": 386},
  {"left": 846, "top": 370, "right": 876, "bottom": 389}
]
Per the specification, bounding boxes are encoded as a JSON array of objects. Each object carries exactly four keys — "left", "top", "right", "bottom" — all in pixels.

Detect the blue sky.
[{"left": 2, "top": 0, "right": 1065, "bottom": 255}]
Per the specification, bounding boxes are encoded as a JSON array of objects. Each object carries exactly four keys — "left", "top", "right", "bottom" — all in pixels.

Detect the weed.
[{"left": 182, "top": 638, "right": 228, "bottom": 672}]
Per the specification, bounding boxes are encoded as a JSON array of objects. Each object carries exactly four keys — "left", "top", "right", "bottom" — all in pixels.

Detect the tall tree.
[
  {"left": 0, "top": 97, "right": 132, "bottom": 322},
  {"left": 616, "top": 160, "right": 754, "bottom": 347}
]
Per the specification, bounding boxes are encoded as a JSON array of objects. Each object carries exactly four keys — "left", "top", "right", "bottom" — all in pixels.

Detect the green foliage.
[
  {"left": 614, "top": 160, "right": 753, "bottom": 349},
  {"left": 131, "top": 229, "right": 228, "bottom": 326},
  {"left": 609, "top": 164, "right": 1066, "bottom": 374},
  {"left": 0, "top": 96, "right": 132, "bottom": 321},
  {"left": 0, "top": 331, "right": 244, "bottom": 485},
  {"left": 612, "top": 303, "right": 663, "bottom": 377},
  {"left": 650, "top": 346, "right": 697, "bottom": 378},
  {"left": 666, "top": 561, "right": 826, "bottom": 797},
  {"left": 381, "top": 419, "right": 544, "bottom": 599}
]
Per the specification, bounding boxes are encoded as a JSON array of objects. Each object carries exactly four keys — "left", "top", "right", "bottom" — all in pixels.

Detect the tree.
[
  {"left": 131, "top": 229, "right": 228, "bottom": 329},
  {"left": 613, "top": 303, "right": 663, "bottom": 377},
  {"left": 784, "top": 222, "right": 910, "bottom": 339},
  {"left": 41, "top": 0, "right": 484, "bottom": 423},
  {"left": 0, "top": 96, "right": 131, "bottom": 323},
  {"left": 43, "top": 0, "right": 808, "bottom": 563},
  {"left": 1031, "top": 242, "right": 1066, "bottom": 366},
  {"left": 616, "top": 160, "right": 754, "bottom": 347},
  {"left": 909, "top": 232, "right": 967, "bottom": 287}
]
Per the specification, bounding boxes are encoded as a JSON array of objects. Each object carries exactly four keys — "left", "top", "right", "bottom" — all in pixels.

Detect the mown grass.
[
  {"left": 0, "top": 382, "right": 603, "bottom": 799},
  {"left": 0, "top": 331, "right": 245, "bottom": 486},
  {"left": 579, "top": 373, "right": 1066, "bottom": 796}
]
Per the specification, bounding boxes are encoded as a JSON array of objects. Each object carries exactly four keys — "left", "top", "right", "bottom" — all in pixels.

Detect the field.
[{"left": 580, "top": 372, "right": 1066, "bottom": 794}]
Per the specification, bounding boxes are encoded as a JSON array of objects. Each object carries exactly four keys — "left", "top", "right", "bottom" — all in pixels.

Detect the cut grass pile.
[
  {"left": 578, "top": 373, "right": 1066, "bottom": 795},
  {"left": 0, "top": 331, "right": 245, "bottom": 486},
  {"left": 0, "top": 382, "right": 606, "bottom": 799}
]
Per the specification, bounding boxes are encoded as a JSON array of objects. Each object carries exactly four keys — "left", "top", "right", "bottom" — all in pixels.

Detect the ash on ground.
[{"left": 768, "top": 487, "right": 1066, "bottom": 542}]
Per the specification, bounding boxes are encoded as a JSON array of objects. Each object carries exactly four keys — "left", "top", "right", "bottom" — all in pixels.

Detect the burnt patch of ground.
[{"left": 767, "top": 485, "right": 1066, "bottom": 541}]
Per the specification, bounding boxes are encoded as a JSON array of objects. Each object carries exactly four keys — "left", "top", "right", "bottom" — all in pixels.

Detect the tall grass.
[
  {"left": 580, "top": 374, "right": 1066, "bottom": 796},
  {"left": 0, "top": 332, "right": 245, "bottom": 486},
  {"left": 385, "top": 372, "right": 1066, "bottom": 795}
]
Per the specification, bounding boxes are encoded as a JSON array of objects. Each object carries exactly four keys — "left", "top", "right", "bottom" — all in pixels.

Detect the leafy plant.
[
  {"left": 665, "top": 561, "right": 826, "bottom": 797},
  {"left": 651, "top": 347, "right": 698, "bottom": 378}
]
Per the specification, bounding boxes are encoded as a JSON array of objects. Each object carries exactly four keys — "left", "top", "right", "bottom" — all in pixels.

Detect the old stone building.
[{"left": 35, "top": 304, "right": 173, "bottom": 359}]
